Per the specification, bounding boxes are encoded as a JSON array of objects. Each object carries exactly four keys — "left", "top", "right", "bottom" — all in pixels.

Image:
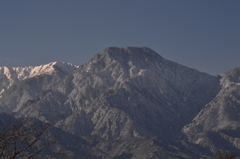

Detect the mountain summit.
[
  {"left": 13, "top": 47, "right": 219, "bottom": 139},
  {"left": 0, "top": 47, "right": 239, "bottom": 158}
]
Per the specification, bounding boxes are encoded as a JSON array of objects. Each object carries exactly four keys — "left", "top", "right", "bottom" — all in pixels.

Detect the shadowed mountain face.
[
  {"left": 182, "top": 67, "right": 240, "bottom": 152},
  {"left": 1, "top": 46, "right": 239, "bottom": 158}
]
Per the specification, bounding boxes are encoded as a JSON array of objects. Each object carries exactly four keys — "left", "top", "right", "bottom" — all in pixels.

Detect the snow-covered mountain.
[
  {"left": 0, "top": 62, "right": 78, "bottom": 112},
  {"left": 182, "top": 67, "right": 240, "bottom": 152},
  {"left": 0, "top": 61, "right": 77, "bottom": 96},
  {"left": 11, "top": 47, "right": 218, "bottom": 140},
  {"left": 0, "top": 47, "right": 240, "bottom": 158}
]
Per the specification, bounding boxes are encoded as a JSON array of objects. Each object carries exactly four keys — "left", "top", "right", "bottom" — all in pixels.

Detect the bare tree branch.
[{"left": 0, "top": 119, "right": 58, "bottom": 159}]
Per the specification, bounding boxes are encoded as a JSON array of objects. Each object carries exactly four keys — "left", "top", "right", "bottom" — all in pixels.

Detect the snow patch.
[
  {"left": 129, "top": 66, "right": 139, "bottom": 78},
  {"left": 159, "top": 88, "right": 164, "bottom": 95},
  {"left": 138, "top": 69, "right": 148, "bottom": 76}
]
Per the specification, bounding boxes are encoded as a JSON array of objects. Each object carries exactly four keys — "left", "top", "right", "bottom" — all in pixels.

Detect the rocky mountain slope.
[
  {"left": 182, "top": 67, "right": 240, "bottom": 152},
  {"left": 14, "top": 47, "right": 219, "bottom": 140},
  {"left": 0, "top": 61, "right": 77, "bottom": 95},
  {"left": 0, "top": 47, "right": 239, "bottom": 158},
  {"left": 0, "top": 62, "right": 77, "bottom": 112}
]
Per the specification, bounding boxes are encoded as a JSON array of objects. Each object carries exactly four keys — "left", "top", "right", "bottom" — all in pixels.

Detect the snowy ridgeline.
[
  {"left": 0, "top": 61, "right": 78, "bottom": 96},
  {"left": 1, "top": 47, "right": 240, "bottom": 158}
]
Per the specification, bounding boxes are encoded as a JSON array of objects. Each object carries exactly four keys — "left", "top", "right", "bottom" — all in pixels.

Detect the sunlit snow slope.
[{"left": 0, "top": 62, "right": 78, "bottom": 96}]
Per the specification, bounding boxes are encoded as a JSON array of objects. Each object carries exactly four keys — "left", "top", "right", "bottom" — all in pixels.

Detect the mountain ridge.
[
  {"left": 0, "top": 46, "right": 239, "bottom": 158},
  {"left": 0, "top": 61, "right": 78, "bottom": 112},
  {"left": 13, "top": 47, "right": 220, "bottom": 140},
  {"left": 0, "top": 61, "right": 78, "bottom": 97}
]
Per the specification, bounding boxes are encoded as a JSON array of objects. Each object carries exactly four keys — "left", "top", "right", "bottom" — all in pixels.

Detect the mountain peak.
[
  {"left": 49, "top": 61, "right": 79, "bottom": 74},
  {"left": 100, "top": 46, "right": 162, "bottom": 58},
  {"left": 82, "top": 46, "right": 165, "bottom": 76},
  {"left": 0, "top": 47, "right": 232, "bottom": 158},
  {"left": 26, "top": 61, "right": 77, "bottom": 78},
  {"left": 0, "top": 62, "right": 78, "bottom": 96},
  {"left": 89, "top": 46, "right": 164, "bottom": 68}
]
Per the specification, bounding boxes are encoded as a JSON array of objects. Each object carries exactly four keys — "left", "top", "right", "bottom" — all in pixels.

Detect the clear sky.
[{"left": 1, "top": 0, "right": 240, "bottom": 75}]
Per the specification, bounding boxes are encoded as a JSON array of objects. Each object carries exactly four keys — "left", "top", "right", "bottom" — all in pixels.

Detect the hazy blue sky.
[{"left": 1, "top": 1, "right": 240, "bottom": 75}]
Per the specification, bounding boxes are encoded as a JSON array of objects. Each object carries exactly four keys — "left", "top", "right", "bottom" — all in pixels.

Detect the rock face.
[
  {"left": 1, "top": 46, "right": 240, "bottom": 158},
  {"left": 182, "top": 67, "right": 240, "bottom": 152},
  {"left": 0, "top": 62, "right": 77, "bottom": 112},
  {"left": 0, "top": 61, "right": 77, "bottom": 95}
]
